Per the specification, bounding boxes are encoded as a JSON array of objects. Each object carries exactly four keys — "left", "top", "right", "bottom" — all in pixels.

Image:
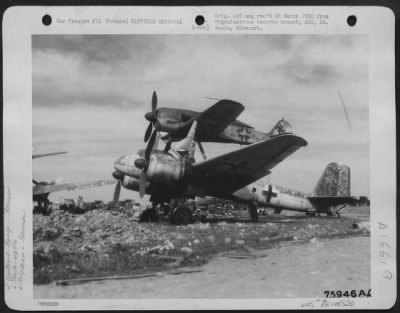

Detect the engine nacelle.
[
  {"left": 121, "top": 176, "right": 140, "bottom": 191},
  {"left": 146, "top": 152, "right": 187, "bottom": 184}
]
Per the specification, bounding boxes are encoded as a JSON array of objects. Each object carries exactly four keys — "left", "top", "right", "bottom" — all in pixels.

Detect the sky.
[{"left": 32, "top": 35, "right": 369, "bottom": 203}]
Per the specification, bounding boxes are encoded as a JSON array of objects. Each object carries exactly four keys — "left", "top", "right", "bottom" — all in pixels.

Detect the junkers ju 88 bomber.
[{"left": 112, "top": 95, "right": 312, "bottom": 224}]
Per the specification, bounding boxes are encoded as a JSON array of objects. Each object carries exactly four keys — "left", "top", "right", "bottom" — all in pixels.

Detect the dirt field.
[
  {"left": 34, "top": 236, "right": 370, "bottom": 299},
  {"left": 33, "top": 206, "right": 370, "bottom": 299}
]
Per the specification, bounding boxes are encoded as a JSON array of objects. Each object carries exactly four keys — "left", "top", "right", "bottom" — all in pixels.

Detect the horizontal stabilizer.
[{"left": 307, "top": 196, "right": 358, "bottom": 207}]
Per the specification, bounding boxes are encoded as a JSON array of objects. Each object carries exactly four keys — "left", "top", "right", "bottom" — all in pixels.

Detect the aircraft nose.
[
  {"left": 113, "top": 154, "right": 142, "bottom": 178},
  {"left": 145, "top": 111, "right": 157, "bottom": 122},
  {"left": 113, "top": 155, "right": 128, "bottom": 172}
]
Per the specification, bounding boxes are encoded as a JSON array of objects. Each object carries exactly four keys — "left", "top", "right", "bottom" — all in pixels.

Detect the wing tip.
[{"left": 270, "top": 133, "right": 308, "bottom": 147}]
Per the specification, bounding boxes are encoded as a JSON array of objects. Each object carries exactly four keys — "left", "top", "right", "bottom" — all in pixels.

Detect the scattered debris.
[
  {"left": 180, "top": 247, "right": 193, "bottom": 255},
  {"left": 310, "top": 237, "right": 318, "bottom": 244},
  {"left": 56, "top": 272, "right": 162, "bottom": 286},
  {"left": 34, "top": 210, "right": 369, "bottom": 285},
  {"left": 168, "top": 268, "right": 203, "bottom": 275}
]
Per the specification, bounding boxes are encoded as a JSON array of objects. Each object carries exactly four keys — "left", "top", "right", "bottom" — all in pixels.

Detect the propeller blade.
[
  {"left": 113, "top": 181, "right": 121, "bottom": 205},
  {"left": 145, "top": 130, "right": 157, "bottom": 160},
  {"left": 152, "top": 91, "right": 157, "bottom": 112},
  {"left": 139, "top": 170, "right": 146, "bottom": 198},
  {"left": 144, "top": 122, "right": 153, "bottom": 142},
  {"left": 32, "top": 179, "right": 38, "bottom": 185}
]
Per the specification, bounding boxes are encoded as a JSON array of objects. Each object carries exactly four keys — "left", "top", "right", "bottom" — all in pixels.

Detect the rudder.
[
  {"left": 312, "top": 162, "right": 350, "bottom": 197},
  {"left": 269, "top": 118, "right": 293, "bottom": 137}
]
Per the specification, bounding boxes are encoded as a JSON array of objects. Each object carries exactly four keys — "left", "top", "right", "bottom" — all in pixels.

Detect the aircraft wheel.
[
  {"left": 170, "top": 206, "right": 193, "bottom": 225},
  {"left": 139, "top": 208, "right": 159, "bottom": 223},
  {"left": 162, "top": 205, "right": 171, "bottom": 215}
]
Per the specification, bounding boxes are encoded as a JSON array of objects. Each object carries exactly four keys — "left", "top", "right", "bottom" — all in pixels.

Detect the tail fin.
[
  {"left": 269, "top": 118, "right": 293, "bottom": 137},
  {"left": 312, "top": 162, "right": 350, "bottom": 196}
]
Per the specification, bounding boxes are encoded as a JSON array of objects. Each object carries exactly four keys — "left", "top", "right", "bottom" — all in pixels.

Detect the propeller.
[
  {"left": 136, "top": 129, "right": 156, "bottom": 198},
  {"left": 134, "top": 158, "right": 149, "bottom": 199},
  {"left": 145, "top": 130, "right": 157, "bottom": 160},
  {"left": 144, "top": 122, "right": 153, "bottom": 143},
  {"left": 144, "top": 91, "right": 158, "bottom": 142},
  {"left": 139, "top": 170, "right": 146, "bottom": 198},
  {"left": 152, "top": 90, "right": 157, "bottom": 112},
  {"left": 113, "top": 180, "right": 121, "bottom": 206}
]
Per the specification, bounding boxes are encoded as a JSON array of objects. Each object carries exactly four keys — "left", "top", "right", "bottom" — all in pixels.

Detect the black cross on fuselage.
[
  {"left": 237, "top": 127, "right": 251, "bottom": 144},
  {"left": 263, "top": 185, "right": 278, "bottom": 203}
]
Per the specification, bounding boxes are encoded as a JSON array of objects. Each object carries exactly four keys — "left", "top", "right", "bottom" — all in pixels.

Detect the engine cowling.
[
  {"left": 121, "top": 176, "right": 140, "bottom": 191},
  {"left": 146, "top": 152, "right": 187, "bottom": 184}
]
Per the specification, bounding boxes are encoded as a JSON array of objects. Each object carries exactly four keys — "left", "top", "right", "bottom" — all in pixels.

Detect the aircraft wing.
[
  {"left": 192, "top": 134, "right": 307, "bottom": 195},
  {"left": 32, "top": 152, "right": 67, "bottom": 159},
  {"left": 195, "top": 100, "right": 245, "bottom": 138},
  {"left": 33, "top": 179, "right": 115, "bottom": 195}
]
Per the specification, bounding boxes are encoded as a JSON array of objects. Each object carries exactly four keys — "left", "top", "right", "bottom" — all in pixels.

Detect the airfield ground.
[{"left": 33, "top": 206, "right": 370, "bottom": 298}]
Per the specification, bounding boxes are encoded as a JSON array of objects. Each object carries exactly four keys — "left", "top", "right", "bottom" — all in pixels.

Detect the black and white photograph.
[{"left": 3, "top": 6, "right": 396, "bottom": 310}]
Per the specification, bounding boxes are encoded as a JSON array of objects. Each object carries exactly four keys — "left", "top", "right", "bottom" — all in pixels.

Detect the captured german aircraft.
[
  {"left": 143, "top": 91, "right": 292, "bottom": 158},
  {"left": 32, "top": 151, "right": 114, "bottom": 214},
  {"left": 234, "top": 162, "right": 357, "bottom": 217},
  {"left": 112, "top": 117, "right": 309, "bottom": 224}
]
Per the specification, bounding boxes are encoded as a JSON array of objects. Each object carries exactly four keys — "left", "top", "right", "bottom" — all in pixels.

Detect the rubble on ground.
[{"left": 33, "top": 209, "right": 369, "bottom": 284}]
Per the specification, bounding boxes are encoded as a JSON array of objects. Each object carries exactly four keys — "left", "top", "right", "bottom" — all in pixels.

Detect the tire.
[
  {"left": 162, "top": 205, "right": 171, "bottom": 215},
  {"left": 170, "top": 206, "right": 193, "bottom": 225},
  {"left": 139, "top": 208, "right": 159, "bottom": 222}
]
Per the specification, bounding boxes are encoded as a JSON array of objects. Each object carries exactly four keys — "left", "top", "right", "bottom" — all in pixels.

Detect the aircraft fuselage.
[
  {"left": 155, "top": 107, "right": 268, "bottom": 144},
  {"left": 113, "top": 151, "right": 322, "bottom": 214}
]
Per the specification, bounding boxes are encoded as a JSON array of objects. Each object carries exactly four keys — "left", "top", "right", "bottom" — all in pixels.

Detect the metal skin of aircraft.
[
  {"left": 32, "top": 152, "right": 115, "bottom": 214},
  {"left": 143, "top": 91, "right": 293, "bottom": 158},
  {"left": 112, "top": 119, "right": 308, "bottom": 224},
  {"left": 234, "top": 162, "right": 357, "bottom": 217}
]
